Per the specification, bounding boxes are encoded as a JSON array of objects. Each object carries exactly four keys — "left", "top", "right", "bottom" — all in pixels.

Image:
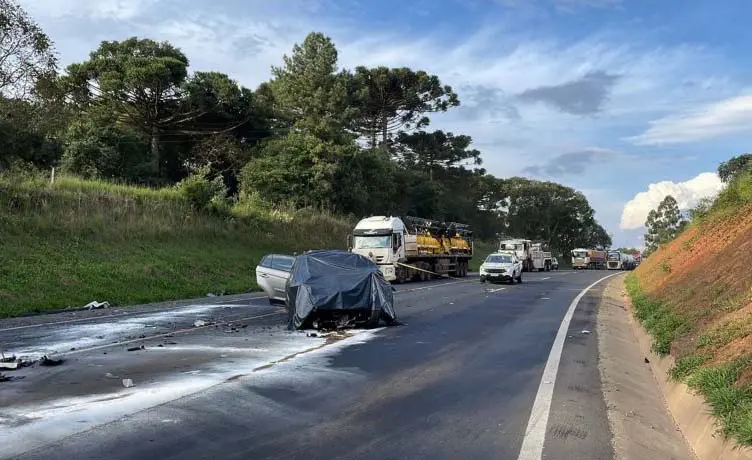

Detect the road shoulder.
[{"left": 597, "top": 276, "right": 696, "bottom": 460}]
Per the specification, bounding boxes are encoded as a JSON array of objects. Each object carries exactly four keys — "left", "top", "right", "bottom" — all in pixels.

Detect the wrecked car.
[{"left": 285, "top": 250, "right": 397, "bottom": 330}]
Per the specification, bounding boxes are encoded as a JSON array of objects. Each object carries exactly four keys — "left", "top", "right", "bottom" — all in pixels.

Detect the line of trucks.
[
  {"left": 570, "top": 248, "right": 640, "bottom": 271},
  {"left": 347, "top": 215, "right": 558, "bottom": 283}
]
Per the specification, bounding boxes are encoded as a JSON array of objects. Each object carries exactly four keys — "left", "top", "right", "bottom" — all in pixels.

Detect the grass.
[
  {"left": 469, "top": 240, "right": 498, "bottom": 272},
  {"left": 0, "top": 174, "right": 353, "bottom": 316},
  {"left": 625, "top": 274, "right": 689, "bottom": 355}
]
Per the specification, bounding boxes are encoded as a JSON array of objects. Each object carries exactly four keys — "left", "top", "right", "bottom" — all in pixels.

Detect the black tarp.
[{"left": 285, "top": 250, "right": 397, "bottom": 330}]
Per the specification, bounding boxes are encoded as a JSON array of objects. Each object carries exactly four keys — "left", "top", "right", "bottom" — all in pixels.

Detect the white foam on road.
[
  {"left": 6, "top": 304, "right": 255, "bottom": 360},
  {"left": 516, "top": 272, "right": 621, "bottom": 460},
  {"left": 0, "top": 328, "right": 382, "bottom": 459}
]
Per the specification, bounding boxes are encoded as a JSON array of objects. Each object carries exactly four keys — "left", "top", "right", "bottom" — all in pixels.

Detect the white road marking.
[
  {"left": 541, "top": 277, "right": 550, "bottom": 281},
  {"left": 395, "top": 280, "right": 466, "bottom": 293},
  {"left": 488, "top": 287, "right": 506, "bottom": 293},
  {"left": 516, "top": 272, "right": 621, "bottom": 460}
]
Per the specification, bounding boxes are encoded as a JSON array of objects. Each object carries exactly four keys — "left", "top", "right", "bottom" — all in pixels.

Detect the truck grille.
[
  {"left": 485, "top": 268, "right": 505, "bottom": 274},
  {"left": 608, "top": 262, "right": 618, "bottom": 268}
]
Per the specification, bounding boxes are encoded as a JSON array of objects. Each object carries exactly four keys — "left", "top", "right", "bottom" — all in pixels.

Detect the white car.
[
  {"left": 256, "top": 254, "right": 296, "bottom": 304},
  {"left": 479, "top": 252, "right": 523, "bottom": 284}
]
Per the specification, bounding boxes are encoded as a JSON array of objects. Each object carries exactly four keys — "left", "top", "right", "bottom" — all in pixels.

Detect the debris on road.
[
  {"left": 40, "top": 355, "right": 65, "bottom": 366},
  {"left": 193, "top": 320, "right": 207, "bottom": 327},
  {"left": 127, "top": 345, "right": 145, "bottom": 352},
  {"left": 105, "top": 372, "right": 119, "bottom": 379},
  {"left": 0, "top": 355, "right": 20, "bottom": 370},
  {"left": 122, "top": 378, "right": 134, "bottom": 388},
  {"left": 644, "top": 357, "right": 650, "bottom": 364},
  {"left": 581, "top": 330, "right": 591, "bottom": 334},
  {"left": 83, "top": 300, "right": 111, "bottom": 310}
]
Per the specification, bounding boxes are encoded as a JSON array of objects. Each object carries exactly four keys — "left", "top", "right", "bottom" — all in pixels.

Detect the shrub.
[{"left": 176, "top": 165, "right": 228, "bottom": 213}]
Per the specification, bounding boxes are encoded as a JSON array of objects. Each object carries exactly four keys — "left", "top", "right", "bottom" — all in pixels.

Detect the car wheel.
[{"left": 517, "top": 271, "right": 523, "bottom": 283}]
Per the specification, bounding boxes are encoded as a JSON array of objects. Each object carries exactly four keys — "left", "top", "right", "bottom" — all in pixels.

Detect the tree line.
[{"left": 0, "top": 0, "right": 612, "bottom": 253}]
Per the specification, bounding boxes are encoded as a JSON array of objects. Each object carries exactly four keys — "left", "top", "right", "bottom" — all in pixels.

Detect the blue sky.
[{"left": 19, "top": 0, "right": 750, "bottom": 247}]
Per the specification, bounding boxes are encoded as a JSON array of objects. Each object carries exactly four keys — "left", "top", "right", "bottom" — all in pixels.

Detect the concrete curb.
[{"left": 622, "top": 280, "right": 752, "bottom": 460}]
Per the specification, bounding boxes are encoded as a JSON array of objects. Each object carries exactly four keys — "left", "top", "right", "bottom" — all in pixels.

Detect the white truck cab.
[{"left": 349, "top": 216, "right": 405, "bottom": 281}]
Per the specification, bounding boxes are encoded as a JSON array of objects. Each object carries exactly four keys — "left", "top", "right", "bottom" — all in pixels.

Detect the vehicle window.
[
  {"left": 270, "top": 255, "right": 295, "bottom": 272},
  {"left": 354, "top": 235, "right": 391, "bottom": 249},
  {"left": 259, "top": 255, "right": 272, "bottom": 268},
  {"left": 486, "top": 255, "right": 512, "bottom": 263}
]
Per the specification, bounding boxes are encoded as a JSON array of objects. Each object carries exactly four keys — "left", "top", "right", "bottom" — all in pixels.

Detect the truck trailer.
[
  {"left": 499, "top": 238, "right": 552, "bottom": 272},
  {"left": 571, "top": 248, "right": 607, "bottom": 270},
  {"left": 348, "top": 215, "right": 473, "bottom": 283}
]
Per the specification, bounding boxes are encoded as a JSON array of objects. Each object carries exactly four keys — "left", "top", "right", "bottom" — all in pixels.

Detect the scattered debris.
[
  {"left": 105, "top": 372, "right": 119, "bottom": 379},
  {"left": 83, "top": 300, "right": 110, "bottom": 310},
  {"left": 157, "top": 344, "right": 164, "bottom": 348},
  {"left": 307, "top": 332, "right": 318, "bottom": 338},
  {"left": 0, "top": 355, "right": 19, "bottom": 370},
  {"left": 581, "top": 330, "right": 591, "bottom": 334},
  {"left": 182, "top": 370, "right": 201, "bottom": 375},
  {"left": 0, "top": 373, "right": 13, "bottom": 382},
  {"left": 126, "top": 345, "right": 145, "bottom": 352},
  {"left": 69, "top": 347, "right": 76, "bottom": 351},
  {"left": 241, "top": 324, "right": 249, "bottom": 329},
  {"left": 164, "top": 341, "right": 178, "bottom": 345},
  {"left": 95, "top": 335, "right": 105, "bottom": 339},
  {"left": 644, "top": 357, "right": 650, "bottom": 364},
  {"left": 122, "top": 378, "right": 134, "bottom": 388},
  {"left": 193, "top": 320, "right": 207, "bottom": 327},
  {"left": 40, "top": 355, "right": 65, "bottom": 366}
]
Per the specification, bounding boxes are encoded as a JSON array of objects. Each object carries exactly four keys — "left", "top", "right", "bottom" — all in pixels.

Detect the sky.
[{"left": 17, "top": 0, "right": 752, "bottom": 248}]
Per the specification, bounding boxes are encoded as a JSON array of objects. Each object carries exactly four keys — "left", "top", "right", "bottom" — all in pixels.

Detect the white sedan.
[
  {"left": 256, "top": 254, "right": 296, "bottom": 304},
  {"left": 479, "top": 252, "right": 523, "bottom": 284}
]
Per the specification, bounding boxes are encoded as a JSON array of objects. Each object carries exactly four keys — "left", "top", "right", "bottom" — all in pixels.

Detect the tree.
[
  {"left": 717, "top": 153, "right": 752, "bottom": 183},
  {"left": 59, "top": 37, "right": 193, "bottom": 177},
  {"left": 349, "top": 66, "right": 459, "bottom": 150},
  {"left": 394, "top": 130, "right": 481, "bottom": 180},
  {"left": 270, "top": 32, "right": 354, "bottom": 143},
  {"left": 0, "top": 0, "right": 57, "bottom": 98},
  {"left": 644, "top": 195, "right": 687, "bottom": 253}
]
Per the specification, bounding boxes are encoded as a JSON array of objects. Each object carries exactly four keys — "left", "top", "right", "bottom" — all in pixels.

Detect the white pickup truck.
[{"left": 499, "top": 239, "right": 553, "bottom": 272}]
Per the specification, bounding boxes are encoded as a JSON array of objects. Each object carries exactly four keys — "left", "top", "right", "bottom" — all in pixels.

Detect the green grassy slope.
[{"left": 0, "top": 175, "right": 352, "bottom": 316}]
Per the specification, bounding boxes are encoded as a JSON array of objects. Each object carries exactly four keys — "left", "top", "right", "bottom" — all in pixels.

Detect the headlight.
[{"left": 480, "top": 266, "right": 487, "bottom": 274}]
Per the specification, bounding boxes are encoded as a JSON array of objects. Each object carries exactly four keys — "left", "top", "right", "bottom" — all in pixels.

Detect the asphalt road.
[{"left": 0, "top": 270, "right": 623, "bottom": 460}]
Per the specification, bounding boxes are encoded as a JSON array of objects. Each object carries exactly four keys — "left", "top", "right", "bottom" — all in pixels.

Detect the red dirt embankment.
[{"left": 634, "top": 204, "right": 752, "bottom": 384}]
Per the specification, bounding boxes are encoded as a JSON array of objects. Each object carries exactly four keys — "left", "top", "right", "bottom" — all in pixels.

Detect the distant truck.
[
  {"left": 348, "top": 215, "right": 473, "bottom": 283},
  {"left": 571, "top": 248, "right": 607, "bottom": 270},
  {"left": 607, "top": 250, "right": 637, "bottom": 270},
  {"left": 499, "top": 238, "right": 552, "bottom": 272}
]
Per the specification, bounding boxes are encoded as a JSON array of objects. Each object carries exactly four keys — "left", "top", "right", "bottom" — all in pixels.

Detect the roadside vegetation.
[
  {"left": 627, "top": 153, "right": 752, "bottom": 447},
  {"left": 1, "top": 0, "right": 610, "bottom": 315}
]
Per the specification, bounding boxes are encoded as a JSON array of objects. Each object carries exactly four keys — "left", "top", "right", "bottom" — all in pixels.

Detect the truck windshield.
[
  {"left": 608, "top": 252, "right": 621, "bottom": 260},
  {"left": 354, "top": 235, "right": 391, "bottom": 249},
  {"left": 486, "top": 255, "right": 512, "bottom": 264},
  {"left": 572, "top": 250, "right": 587, "bottom": 258},
  {"left": 501, "top": 243, "right": 522, "bottom": 250}
]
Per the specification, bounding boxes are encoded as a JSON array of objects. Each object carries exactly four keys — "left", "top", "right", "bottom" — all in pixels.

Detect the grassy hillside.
[
  {"left": 626, "top": 171, "right": 752, "bottom": 446},
  {"left": 0, "top": 174, "right": 497, "bottom": 317},
  {"left": 0, "top": 175, "right": 353, "bottom": 316}
]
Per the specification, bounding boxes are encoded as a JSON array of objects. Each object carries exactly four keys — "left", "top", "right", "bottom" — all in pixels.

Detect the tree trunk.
[
  {"left": 151, "top": 128, "right": 160, "bottom": 177},
  {"left": 381, "top": 117, "right": 389, "bottom": 154}
]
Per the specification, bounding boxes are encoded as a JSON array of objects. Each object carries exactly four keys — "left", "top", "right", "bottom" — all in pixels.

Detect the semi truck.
[
  {"left": 607, "top": 250, "right": 637, "bottom": 270},
  {"left": 571, "top": 248, "right": 607, "bottom": 270},
  {"left": 348, "top": 215, "right": 473, "bottom": 283},
  {"left": 499, "top": 238, "right": 552, "bottom": 272}
]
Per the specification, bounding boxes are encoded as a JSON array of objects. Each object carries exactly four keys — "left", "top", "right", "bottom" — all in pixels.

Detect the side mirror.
[{"left": 346, "top": 234, "right": 353, "bottom": 251}]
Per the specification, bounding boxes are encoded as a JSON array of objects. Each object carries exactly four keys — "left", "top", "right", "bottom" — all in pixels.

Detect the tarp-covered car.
[{"left": 285, "top": 250, "right": 397, "bottom": 330}]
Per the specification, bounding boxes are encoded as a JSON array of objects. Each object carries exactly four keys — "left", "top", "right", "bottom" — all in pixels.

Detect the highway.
[{"left": 0, "top": 270, "right": 622, "bottom": 460}]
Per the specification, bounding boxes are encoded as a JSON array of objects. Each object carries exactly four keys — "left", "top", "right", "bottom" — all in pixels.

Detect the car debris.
[
  {"left": 193, "top": 320, "right": 207, "bottom": 327},
  {"left": 105, "top": 372, "right": 119, "bottom": 379},
  {"left": 83, "top": 300, "right": 111, "bottom": 310},
  {"left": 122, "top": 378, "right": 134, "bottom": 388},
  {"left": 39, "top": 355, "right": 65, "bottom": 366},
  {"left": 127, "top": 345, "right": 145, "bottom": 352},
  {"left": 0, "top": 355, "right": 20, "bottom": 370}
]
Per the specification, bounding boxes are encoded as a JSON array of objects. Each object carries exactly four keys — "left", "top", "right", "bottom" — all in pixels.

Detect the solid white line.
[
  {"left": 488, "top": 287, "right": 506, "bottom": 293},
  {"left": 516, "top": 272, "right": 621, "bottom": 460},
  {"left": 541, "top": 277, "right": 550, "bottom": 281}
]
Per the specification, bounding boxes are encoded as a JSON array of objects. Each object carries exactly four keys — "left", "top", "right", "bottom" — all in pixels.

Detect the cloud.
[
  {"left": 516, "top": 70, "right": 621, "bottom": 115},
  {"left": 492, "top": 0, "right": 621, "bottom": 12},
  {"left": 619, "top": 172, "right": 725, "bottom": 230},
  {"left": 522, "top": 147, "right": 619, "bottom": 176},
  {"left": 628, "top": 94, "right": 752, "bottom": 145},
  {"left": 20, "top": 0, "right": 162, "bottom": 20}
]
